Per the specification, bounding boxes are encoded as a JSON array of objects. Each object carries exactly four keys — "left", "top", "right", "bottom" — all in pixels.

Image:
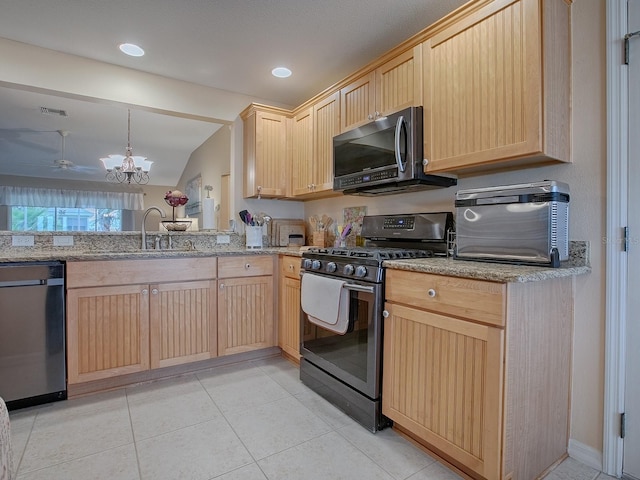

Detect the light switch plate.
[
  {"left": 53, "top": 235, "right": 74, "bottom": 246},
  {"left": 12, "top": 235, "right": 35, "bottom": 247},
  {"left": 216, "top": 234, "right": 231, "bottom": 244}
]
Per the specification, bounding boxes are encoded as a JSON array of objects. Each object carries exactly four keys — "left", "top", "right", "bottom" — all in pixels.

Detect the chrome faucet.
[{"left": 141, "top": 206, "right": 166, "bottom": 250}]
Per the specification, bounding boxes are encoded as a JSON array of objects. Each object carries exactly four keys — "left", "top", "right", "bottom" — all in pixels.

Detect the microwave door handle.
[{"left": 394, "top": 115, "right": 407, "bottom": 172}]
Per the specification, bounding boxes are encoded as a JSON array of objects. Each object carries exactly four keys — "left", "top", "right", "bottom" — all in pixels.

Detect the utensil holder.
[{"left": 246, "top": 226, "right": 263, "bottom": 249}]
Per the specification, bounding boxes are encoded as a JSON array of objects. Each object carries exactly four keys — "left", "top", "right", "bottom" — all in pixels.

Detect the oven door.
[{"left": 300, "top": 273, "right": 383, "bottom": 399}]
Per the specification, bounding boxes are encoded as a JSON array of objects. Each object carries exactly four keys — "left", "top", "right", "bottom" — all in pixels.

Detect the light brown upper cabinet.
[
  {"left": 340, "top": 46, "right": 422, "bottom": 132},
  {"left": 422, "top": 0, "right": 571, "bottom": 174},
  {"left": 241, "top": 104, "right": 289, "bottom": 198},
  {"left": 290, "top": 92, "right": 340, "bottom": 198}
]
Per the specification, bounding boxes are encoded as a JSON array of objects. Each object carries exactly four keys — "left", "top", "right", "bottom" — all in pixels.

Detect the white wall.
[{"left": 175, "top": 125, "right": 231, "bottom": 230}]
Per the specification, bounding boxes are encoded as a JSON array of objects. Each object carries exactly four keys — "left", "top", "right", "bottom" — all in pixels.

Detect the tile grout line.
[
  {"left": 195, "top": 372, "right": 262, "bottom": 476},
  {"left": 124, "top": 387, "right": 144, "bottom": 480},
  {"left": 11, "top": 407, "right": 39, "bottom": 477}
]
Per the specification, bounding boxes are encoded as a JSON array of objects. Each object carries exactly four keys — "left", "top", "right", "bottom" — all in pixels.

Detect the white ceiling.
[{"left": 0, "top": 0, "right": 466, "bottom": 186}]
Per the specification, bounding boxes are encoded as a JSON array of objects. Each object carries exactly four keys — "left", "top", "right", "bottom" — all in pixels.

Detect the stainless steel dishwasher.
[{"left": 0, "top": 261, "right": 66, "bottom": 409}]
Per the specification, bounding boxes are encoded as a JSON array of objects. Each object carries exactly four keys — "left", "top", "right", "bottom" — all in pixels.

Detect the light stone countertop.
[
  {"left": 0, "top": 240, "right": 589, "bottom": 283},
  {"left": 382, "top": 256, "right": 590, "bottom": 283},
  {"left": 0, "top": 247, "right": 305, "bottom": 263}
]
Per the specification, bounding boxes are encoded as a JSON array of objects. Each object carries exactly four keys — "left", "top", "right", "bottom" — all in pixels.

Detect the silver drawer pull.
[
  {"left": 427, "top": 289, "right": 436, "bottom": 298},
  {"left": 142, "top": 289, "right": 148, "bottom": 296},
  {"left": 151, "top": 288, "right": 159, "bottom": 295},
  {"left": 245, "top": 263, "right": 251, "bottom": 269},
  {"left": 382, "top": 310, "right": 389, "bottom": 318}
]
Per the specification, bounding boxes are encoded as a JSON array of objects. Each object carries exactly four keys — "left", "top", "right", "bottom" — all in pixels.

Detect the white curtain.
[{"left": 0, "top": 186, "right": 144, "bottom": 210}]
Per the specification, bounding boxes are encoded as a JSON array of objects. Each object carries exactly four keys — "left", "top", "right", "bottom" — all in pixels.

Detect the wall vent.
[{"left": 40, "top": 107, "right": 68, "bottom": 117}]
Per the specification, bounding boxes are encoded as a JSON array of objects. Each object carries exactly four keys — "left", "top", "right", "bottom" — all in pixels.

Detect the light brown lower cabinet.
[
  {"left": 149, "top": 280, "right": 217, "bottom": 369},
  {"left": 67, "top": 284, "right": 151, "bottom": 384},
  {"left": 278, "top": 255, "right": 302, "bottom": 361},
  {"left": 66, "top": 258, "right": 218, "bottom": 385},
  {"left": 217, "top": 255, "right": 275, "bottom": 356},
  {"left": 383, "top": 269, "right": 573, "bottom": 480}
]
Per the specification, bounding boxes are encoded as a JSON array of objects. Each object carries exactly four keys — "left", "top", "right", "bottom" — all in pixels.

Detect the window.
[{"left": 11, "top": 207, "right": 122, "bottom": 232}]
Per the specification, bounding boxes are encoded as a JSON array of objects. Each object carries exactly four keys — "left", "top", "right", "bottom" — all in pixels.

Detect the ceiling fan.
[{"left": 49, "top": 130, "right": 98, "bottom": 173}]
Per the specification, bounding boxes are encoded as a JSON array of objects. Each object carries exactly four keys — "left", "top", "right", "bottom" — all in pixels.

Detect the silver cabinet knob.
[
  {"left": 382, "top": 310, "right": 389, "bottom": 318},
  {"left": 141, "top": 289, "right": 148, "bottom": 296},
  {"left": 151, "top": 288, "right": 158, "bottom": 295},
  {"left": 374, "top": 111, "right": 380, "bottom": 117},
  {"left": 219, "top": 283, "right": 225, "bottom": 290},
  {"left": 428, "top": 289, "right": 436, "bottom": 298},
  {"left": 245, "top": 263, "right": 251, "bottom": 269},
  {"left": 423, "top": 158, "right": 429, "bottom": 166},
  {"left": 288, "top": 264, "right": 294, "bottom": 271},
  {"left": 368, "top": 114, "right": 374, "bottom": 120}
]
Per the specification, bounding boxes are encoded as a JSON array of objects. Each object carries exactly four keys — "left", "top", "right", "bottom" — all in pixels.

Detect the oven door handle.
[{"left": 343, "top": 283, "right": 375, "bottom": 293}]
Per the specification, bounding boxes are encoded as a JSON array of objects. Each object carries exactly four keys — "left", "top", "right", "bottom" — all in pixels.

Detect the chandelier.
[{"left": 100, "top": 109, "right": 153, "bottom": 184}]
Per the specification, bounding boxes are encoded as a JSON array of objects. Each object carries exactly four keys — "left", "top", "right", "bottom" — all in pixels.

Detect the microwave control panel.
[{"left": 335, "top": 168, "right": 398, "bottom": 189}]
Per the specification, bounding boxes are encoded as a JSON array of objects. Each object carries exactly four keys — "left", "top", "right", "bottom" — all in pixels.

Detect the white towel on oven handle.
[{"left": 301, "top": 273, "right": 350, "bottom": 335}]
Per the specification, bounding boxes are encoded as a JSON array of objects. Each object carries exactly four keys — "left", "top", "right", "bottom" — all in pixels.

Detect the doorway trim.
[{"left": 604, "top": 0, "right": 628, "bottom": 476}]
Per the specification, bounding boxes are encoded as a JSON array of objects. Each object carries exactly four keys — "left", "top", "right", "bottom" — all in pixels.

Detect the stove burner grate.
[{"left": 305, "top": 247, "right": 433, "bottom": 263}]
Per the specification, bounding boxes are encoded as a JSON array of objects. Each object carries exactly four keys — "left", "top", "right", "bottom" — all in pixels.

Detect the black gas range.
[{"left": 299, "top": 212, "right": 453, "bottom": 432}]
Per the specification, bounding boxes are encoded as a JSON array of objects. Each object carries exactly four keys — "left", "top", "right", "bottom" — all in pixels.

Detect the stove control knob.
[
  {"left": 302, "top": 259, "right": 313, "bottom": 270},
  {"left": 326, "top": 262, "right": 337, "bottom": 273},
  {"left": 354, "top": 265, "right": 368, "bottom": 278},
  {"left": 311, "top": 260, "right": 322, "bottom": 270},
  {"left": 343, "top": 264, "right": 355, "bottom": 276}
]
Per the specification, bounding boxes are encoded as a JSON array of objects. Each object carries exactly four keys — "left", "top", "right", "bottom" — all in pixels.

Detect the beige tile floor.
[{"left": 7, "top": 355, "right": 616, "bottom": 480}]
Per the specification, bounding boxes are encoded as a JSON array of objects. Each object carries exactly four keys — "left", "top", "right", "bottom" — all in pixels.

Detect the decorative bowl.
[{"left": 161, "top": 220, "right": 191, "bottom": 231}]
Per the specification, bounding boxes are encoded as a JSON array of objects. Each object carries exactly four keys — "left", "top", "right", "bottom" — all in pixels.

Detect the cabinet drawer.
[
  {"left": 385, "top": 269, "right": 505, "bottom": 327},
  {"left": 280, "top": 255, "right": 301, "bottom": 279},
  {"left": 218, "top": 255, "right": 273, "bottom": 278},
  {"left": 67, "top": 257, "right": 217, "bottom": 288}
]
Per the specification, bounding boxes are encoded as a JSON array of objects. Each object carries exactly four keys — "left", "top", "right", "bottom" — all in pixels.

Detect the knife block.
[{"left": 312, "top": 231, "right": 327, "bottom": 247}]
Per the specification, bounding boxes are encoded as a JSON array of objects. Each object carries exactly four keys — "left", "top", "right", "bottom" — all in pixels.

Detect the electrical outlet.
[
  {"left": 12, "top": 235, "right": 35, "bottom": 247},
  {"left": 53, "top": 235, "right": 74, "bottom": 247},
  {"left": 216, "top": 234, "right": 231, "bottom": 244}
]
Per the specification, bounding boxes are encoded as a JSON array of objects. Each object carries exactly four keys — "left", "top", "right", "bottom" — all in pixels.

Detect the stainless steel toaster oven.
[{"left": 454, "top": 181, "right": 569, "bottom": 267}]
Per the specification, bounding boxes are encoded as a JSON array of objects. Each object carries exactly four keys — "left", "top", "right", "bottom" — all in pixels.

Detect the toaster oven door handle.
[
  {"left": 343, "top": 283, "right": 375, "bottom": 294},
  {"left": 394, "top": 115, "right": 406, "bottom": 172}
]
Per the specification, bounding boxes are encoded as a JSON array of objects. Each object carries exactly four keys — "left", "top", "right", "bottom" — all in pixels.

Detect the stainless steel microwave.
[{"left": 332, "top": 106, "right": 456, "bottom": 196}]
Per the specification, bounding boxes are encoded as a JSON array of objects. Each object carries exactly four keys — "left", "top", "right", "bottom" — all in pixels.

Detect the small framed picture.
[{"left": 185, "top": 174, "right": 202, "bottom": 216}]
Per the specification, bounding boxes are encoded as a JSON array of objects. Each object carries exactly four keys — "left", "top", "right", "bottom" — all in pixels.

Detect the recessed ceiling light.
[
  {"left": 272, "top": 67, "right": 292, "bottom": 78},
  {"left": 119, "top": 43, "right": 145, "bottom": 57}
]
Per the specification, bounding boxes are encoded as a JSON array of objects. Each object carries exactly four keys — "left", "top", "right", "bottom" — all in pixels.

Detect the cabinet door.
[
  {"left": 244, "top": 110, "right": 287, "bottom": 198},
  {"left": 279, "top": 275, "right": 301, "bottom": 361},
  {"left": 291, "top": 107, "right": 315, "bottom": 197},
  {"left": 67, "top": 285, "right": 150, "bottom": 384},
  {"left": 376, "top": 46, "right": 422, "bottom": 117},
  {"left": 312, "top": 91, "right": 340, "bottom": 194},
  {"left": 382, "top": 302, "right": 504, "bottom": 480},
  {"left": 217, "top": 275, "right": 274, "bottom": 356},
  {"left": 149, "top": 280, "right": 217, "bottom": 369},
  {"left": 340, "top": 72, "right": 376, "bottom": 132},
  {"left": 423, "top": 0, "right": 570, "bottom": 173}
]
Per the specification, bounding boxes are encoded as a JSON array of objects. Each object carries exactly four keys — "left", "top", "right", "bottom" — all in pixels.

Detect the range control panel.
[{"left": 382, "top": 216, "right": 415, "bottom": 230}]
